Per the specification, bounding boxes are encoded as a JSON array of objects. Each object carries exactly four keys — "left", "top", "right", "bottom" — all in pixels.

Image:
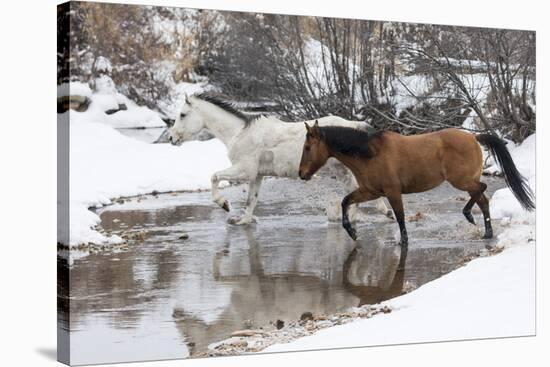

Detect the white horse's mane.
[
  {"left": 193, "top": 93, "right": 266, "bottom": 128},
  {"left": 193, "top": 94, "right": 321, "bottom": 134}
]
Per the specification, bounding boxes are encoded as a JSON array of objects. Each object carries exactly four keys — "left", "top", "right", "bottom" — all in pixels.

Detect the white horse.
[{"left": 168, "top": 93, "right": 391, "bottom": 225}]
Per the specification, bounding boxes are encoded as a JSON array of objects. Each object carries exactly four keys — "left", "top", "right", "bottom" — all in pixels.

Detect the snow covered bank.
[
  {"left": 263, "top": 134, "right": 536, "bottom": 353},
  {"left": 265, "top": 243, "right": 534, "bottom": 352},
  {"left": 61, "top": 92, "right": 230, "bottom": 247}
]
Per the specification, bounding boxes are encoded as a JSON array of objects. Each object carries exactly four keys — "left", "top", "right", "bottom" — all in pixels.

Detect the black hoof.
[
  {"left": 463, "top": 211, "right": 475, "bottom": 225},
  {"left": 344, "top": 226, "right": 357, "bottom": 241},
  {"left": 221, "top": 201, "right": 230, "bottom": 212},
  {"left": 226, "top": 216, "right": 239, "bottom": 225},
  {"left": 483, "top": 231, "right": 493, "bottom": 239}
]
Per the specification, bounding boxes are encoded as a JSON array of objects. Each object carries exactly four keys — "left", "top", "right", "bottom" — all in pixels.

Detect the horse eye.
[
  {"left": 180, "top": 113, "right": 186, "bottom": 119},
  {"left": 305, "top": 146, "right": 310, "bottom": 151}
]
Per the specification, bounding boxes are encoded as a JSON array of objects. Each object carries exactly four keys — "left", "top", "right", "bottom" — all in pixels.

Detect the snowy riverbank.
[{"left": 59, "top": 83, "right": 230, "bottom": 247}]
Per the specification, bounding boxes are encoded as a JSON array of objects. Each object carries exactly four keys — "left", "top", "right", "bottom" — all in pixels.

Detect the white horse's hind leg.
[
  {"left": 327, "top": 195, "right": 358, "bottom": 222},
  {"left": 326, "top": 194, "right": 341, "bottom": 222},
  {"left": 324, "top": 159, "right": 356, "bottom": 221},
  {"left": 340, "top": 170, "right": 393, "bottom": 222},
  {"left": 211, "top": 165, "right": 250, "bottom": 212},
  {"left": 376, "top": 198, "right": 393, "bottom": 218},
  {"left": 351, "top": 198, "right": 392, "bottom": 222},
  {"left": 228, "top": 176, "right": 263, "bottom": 225}
]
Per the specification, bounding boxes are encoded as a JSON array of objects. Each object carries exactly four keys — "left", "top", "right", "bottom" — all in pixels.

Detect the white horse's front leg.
[
  {"left": 211, "top": 165, "right": 250, "bottom": 212},
  {"left": 376, "top": 198, "right": 393, "bottom": 218},
  {"left": 228, "top": 176, "right": 263, "bottom": 225}
]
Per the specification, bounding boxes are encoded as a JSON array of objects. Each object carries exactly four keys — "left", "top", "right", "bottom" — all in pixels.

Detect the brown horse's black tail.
[{"left": 476, "top": 134, "right": 535, "bottom": 211}]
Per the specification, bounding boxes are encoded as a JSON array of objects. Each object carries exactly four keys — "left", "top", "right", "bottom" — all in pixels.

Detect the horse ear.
[
  {"left": 183, "top": 93, "right": 189, "bottom": 104},
  {"left": 310, "top": 120, "right": 320, "bottom": 138},
  {"left": 304, "top": 122, "right": 311, "bottom": 132}
]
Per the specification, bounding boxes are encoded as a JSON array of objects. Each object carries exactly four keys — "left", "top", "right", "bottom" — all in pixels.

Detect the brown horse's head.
[{"left": 299, "top": 120, "right": 330, "bottom": 180}]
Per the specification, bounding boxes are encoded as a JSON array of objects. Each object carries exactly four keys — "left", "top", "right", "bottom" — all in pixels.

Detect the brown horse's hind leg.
[
  {"left": 462, "top": 182, "right": 487, "bottom": 225},
  {"left": 476, "top": 193, "right": 493, "bottom": 239},
  {"left": 386, "top": 192, "right": 408, "bottom": 248},
  {"left": 341, "top": 189, "right": 379, "bottom": 241}
]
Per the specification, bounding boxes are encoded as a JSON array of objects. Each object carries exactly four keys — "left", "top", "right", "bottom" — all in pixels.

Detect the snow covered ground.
[
  {"left": 59, "top": 82, "right": 230, "bottom": 247},
  {"left": 264, "top": 134, "right": 536, "bottom": 353}
]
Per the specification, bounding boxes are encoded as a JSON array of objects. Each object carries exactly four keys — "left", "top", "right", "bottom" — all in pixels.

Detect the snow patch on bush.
[{"left": 57, "top": 81, "right": 93, "bottom": 98}]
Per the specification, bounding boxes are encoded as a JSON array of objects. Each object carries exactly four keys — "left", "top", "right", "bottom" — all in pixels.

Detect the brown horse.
[{"left": 299, "top": 121, "right": 535, "bottom": 247}]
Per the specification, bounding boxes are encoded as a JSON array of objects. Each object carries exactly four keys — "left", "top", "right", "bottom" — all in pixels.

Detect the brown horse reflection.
[{"left": 343, "top": 243, "right": 407, "bottom": 307}]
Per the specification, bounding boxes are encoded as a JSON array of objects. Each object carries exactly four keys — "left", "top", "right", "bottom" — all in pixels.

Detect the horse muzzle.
[
  {"left": 168, "top": 134, "right": 183, "bottom": 146},
  {"left": 299, "top": 170, "right": 312, "bottom": 181}
]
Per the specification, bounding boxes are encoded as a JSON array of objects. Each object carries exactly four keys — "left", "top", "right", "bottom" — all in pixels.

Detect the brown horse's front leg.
[
  {"left": 386, "top": 192, "right": 408, "bottom": 247},
  {"left": 341, "top": 189, "right": 379, "bottom": 241}
]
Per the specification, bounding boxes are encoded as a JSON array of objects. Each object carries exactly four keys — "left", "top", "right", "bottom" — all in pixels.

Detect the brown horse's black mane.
[
  {"left": 195, "top": 93, "right": 259, "bottom": 127},
  {"left": 317, "top": 126, "right": 382, "bottom": 158}
]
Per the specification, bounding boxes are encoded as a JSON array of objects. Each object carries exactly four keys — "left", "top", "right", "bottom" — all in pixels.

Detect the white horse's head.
[{"left": 168, "top": 94, "right": 206, "bottom": 145}]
